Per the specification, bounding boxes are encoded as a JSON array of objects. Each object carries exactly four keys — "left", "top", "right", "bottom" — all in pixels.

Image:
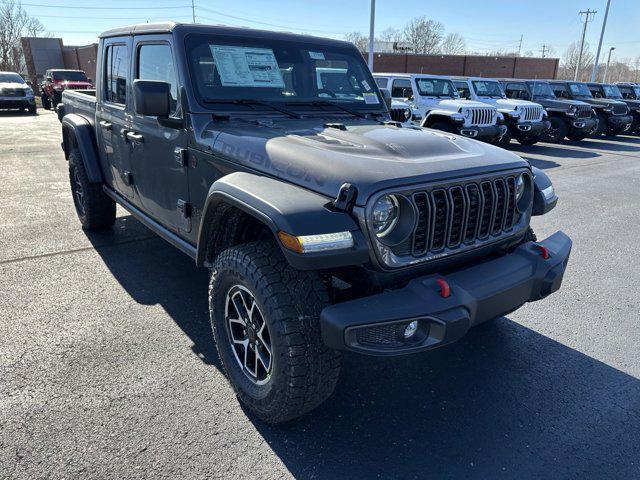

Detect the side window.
[
  {"left": 105, "top": 44, "right": 129, "bottom": 104},
  {"left": 374, "top": 77, "right": 388, "bottom": 89},
  {"left": 454, "top": 82, "right": 471, "bottom": 99},
  {"left": 505, "top": 83, "right": 525, "bottom": 99},
  {"left": 137, "top": 44, "right": 178, "bottom": 114},
  {"left": 551, "top": 84, "right": 566, "bottom": 98},
  {"left": 391, "top": 79, "right": 412, "bottom": 98}
]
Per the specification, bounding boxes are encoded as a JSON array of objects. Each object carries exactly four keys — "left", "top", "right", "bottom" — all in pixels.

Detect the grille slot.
[
  {"left": 389, "top": 107, "right": 407, "bottom": 123},
  {"left": 612, "top": 104, "right": 627, "bottom": 115},
  {"left": 471, "top": 107, "right": 494, "bottom": 126},
  {"left": 577, "top": 105, "right": 592, "bottom": 118},
  {"left": 409, "top": 174, "right": 522, "bottom": 259},
  {"left": 520, "top": 105, "right": 543, "bottom": 122}
]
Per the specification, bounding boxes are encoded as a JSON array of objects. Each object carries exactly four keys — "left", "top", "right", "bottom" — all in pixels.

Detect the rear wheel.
[
  {"left": 68, "top": 149, "right": 116, "bottom": 230},
  {"left": 517, "top": 136, "right": 538, "bottom": 146},
  {"left": 496, "top": 128, "right": 513, "bottom": 148},
  {"left": 41, "top": 94, "right": 51, "bottom": 110},
  {"left": 566, "top": 130, "right": 589, "bottom": 141},
  {"left": 209, "top": 241, "right": 341, "bottom": 424},
  {"left": 542, "top": 117, "right": 567, "bottom": 143}
]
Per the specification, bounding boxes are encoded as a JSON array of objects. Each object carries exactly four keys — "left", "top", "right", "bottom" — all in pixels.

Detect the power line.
[
  {"left": 540, "top": 44, "right": 549, "bottom": 58},
  {"left": 21, "top": 2, "right": 190, "bottom": 9},
  {"left": 574, "top": 9, "right": 597, "bottom": 81}
]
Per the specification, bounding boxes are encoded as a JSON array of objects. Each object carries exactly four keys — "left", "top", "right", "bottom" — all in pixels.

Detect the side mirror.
[
  {"left": 133, "top": 79, "right": 171, "bottom": 117},
  {"left": 380, "top": 89, "right": 392, "bottom": 110}
]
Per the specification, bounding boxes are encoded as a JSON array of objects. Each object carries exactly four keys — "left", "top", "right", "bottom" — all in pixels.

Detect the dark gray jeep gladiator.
[
  {"left": 60, "top": 22, "right": 571, "bottom": 423},
  {"left": 549, "top": 80, "right": 632, "bottom": 137},
  {"left": 500, "top": 79, "right": 597, "bottom": 142},
  {"left": 587, "top": 82, "right": 640, "bottom": 135}
]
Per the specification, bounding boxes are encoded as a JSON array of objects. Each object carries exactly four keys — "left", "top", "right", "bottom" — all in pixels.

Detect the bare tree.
[
  {"left": 558, "top": 41, "right": 595, "bottom": 81},
  {"left": 0, "top": 0, "right": 47, "bottom": 73},
  {"left": 440, "top": 32, "right": 466, "bottom": 55},
  {"left": 379, "top": 27, "right": 403, "bottom": 43},
  {"left": 344, "top": 31, "right": 369, "bottom": 53},
  {"left": 403, "top": 16, "right": 444, "bottom": 54}
]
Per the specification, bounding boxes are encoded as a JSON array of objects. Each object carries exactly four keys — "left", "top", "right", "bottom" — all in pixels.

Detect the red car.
[{"left": 40, "top": 69, "right": 92, "bottom": 110}]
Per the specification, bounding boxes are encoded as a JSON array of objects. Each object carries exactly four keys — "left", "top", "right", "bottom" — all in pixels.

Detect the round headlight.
[
  {"left": 404, "top": 108, "right": 411, "bottom": 120},
  {"left": 372, "top": 195, "right": 399, "bottom": 237},
  {"left": 515, "top": 174, "right": 526, "bottom": 202}
]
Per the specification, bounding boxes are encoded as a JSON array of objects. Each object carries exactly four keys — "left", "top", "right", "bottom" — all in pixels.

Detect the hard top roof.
[{"left": 99, "top": 21, "right": 352, "bottom": 48}]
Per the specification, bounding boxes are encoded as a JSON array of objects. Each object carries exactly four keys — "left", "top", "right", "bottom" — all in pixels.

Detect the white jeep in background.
[
  {"left": 373, "top": 73, "right": 507, "bottom": 143},
  {"left": 452, "top": 77, "right": 550, "bottom": 147}
]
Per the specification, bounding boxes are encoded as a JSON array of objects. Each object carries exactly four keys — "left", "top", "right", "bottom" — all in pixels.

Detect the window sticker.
[
  {"left": 210, "top": 45, "right": 284, "bottom": 88},
  {"left": 309, "top": 51, "right": 325, "bottom": 60},
  {"left": 361, "top": 80, "right": 371, "bottom": 91},
  {"left": 363, "top": 92, "right": 379, "bottom": 104}
]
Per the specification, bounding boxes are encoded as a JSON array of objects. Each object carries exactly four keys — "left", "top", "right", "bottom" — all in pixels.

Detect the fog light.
[{"left": 404, "top": 320, "right": 418, "bottom": 339}]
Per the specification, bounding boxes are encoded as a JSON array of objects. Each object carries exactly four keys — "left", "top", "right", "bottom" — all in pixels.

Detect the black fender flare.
[
  {"left": 421, "top": 112, "right": 458, "bottom": 129},
  {"left": 196, "top": 172, "right": 370, "bottom": 270},
  {"left": 61, "top": 114, "right": 103, "bottom": 183},
  {"left": 531, "top": 166, "right": 558, "bottom": 216}
]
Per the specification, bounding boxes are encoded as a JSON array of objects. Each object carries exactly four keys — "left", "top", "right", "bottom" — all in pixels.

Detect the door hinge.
[
  {"left": 177, "top": 199, "right": 192, "bottom": 218},
  {"left": 174, "top": 147, "right": 189, "bottom": 167}
]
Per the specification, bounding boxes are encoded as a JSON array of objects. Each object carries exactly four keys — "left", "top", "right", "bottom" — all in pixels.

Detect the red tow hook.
[
  {"left": 535, "top": 244, "right": 550, "bottom": 259},
  {"left": 436, "top": 278, "right": 451, "bottom": 298}
]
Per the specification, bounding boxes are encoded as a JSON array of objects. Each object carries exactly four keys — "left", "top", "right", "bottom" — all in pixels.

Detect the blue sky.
[{"left": 20, "top": 0, "right": 640, "bottom": 61}]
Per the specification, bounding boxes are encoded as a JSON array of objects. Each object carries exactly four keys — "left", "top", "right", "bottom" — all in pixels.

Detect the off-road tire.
[
  {"left": 496, "top": 128, "right": 513, "bottom": 148},
  {"left": 28, "top": 104, "right": 37, "bottom": 115},
  {"left": 523, "top": 227, "right": 537, "bottom": 243},
  {"left": 517, "top": 136, "right": 539, "bottom": 146},
  {"left": 41, "top": 94, "right": 51, "bottom": 110},
  {"left": 589, "top": 113, "right": 607, "bottom": 137},
  {"left": 428, "top": 121, "right": 455, "bottom": 134},
  {"left": 209, "top": 241, "right": 341, "bottom": 424},
  {"left": 542, "top": 117, "right": 568, "bottom": 143},
  {"left": 566, "top": 130, "right": 589, "bottom": 141},
  {"left": 68, "top": 149, "right": 116, "bottom": 230}
]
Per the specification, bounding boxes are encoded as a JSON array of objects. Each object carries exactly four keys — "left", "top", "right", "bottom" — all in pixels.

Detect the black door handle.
[{"left": 125, "top": 131, "right": 144, "bottom": 144}]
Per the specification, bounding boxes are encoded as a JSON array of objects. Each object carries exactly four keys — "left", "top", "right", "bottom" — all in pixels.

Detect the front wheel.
[
  {"left": 28, "top": 104, "right": 37, "bottom": 115},
  {"left": 517, "top": 136, "right": 538, "bottom": 146},
  {"left": 41, "top": 94, "right": 51, "bottom": 110},
  {"left": 542, "top": 117, "right": 567, "bottom": 143},
  {"left": 566, "top": 130, "right": 590, "bottom": 141},
  {"left": 209, "top": 241, "right": 341, "bottom": 424},
  {"left": 589, "top": 113, "right": 607, "bottom": 137},
  {"left": 496, "top": 128, "right": 513, "bottom": 148}
]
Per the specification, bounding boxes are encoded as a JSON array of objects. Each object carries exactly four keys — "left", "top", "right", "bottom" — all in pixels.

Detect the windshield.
[
  {"left": 568, "top": 82, "right": 593, "bottom": 98},
  {"left": 186, "top": 34, "right": 383, "bottom": 109},
  {"left": 528, "top": 81, "right": 555, "bottom": 98},
  {"left": 415, "top": 78, "right": 459, "bottom": 98},
  {"left": 0, "top": 73, "right": 25, "bottom": 84},
  {"left": 603, "top": 84, "right": 623, "bottom": 99},
  {"left": 472, "top": 80, "right": 504, "bottom": 98},
  {"left": 52, "top": 71, "right": 88, "bottom": 82}
]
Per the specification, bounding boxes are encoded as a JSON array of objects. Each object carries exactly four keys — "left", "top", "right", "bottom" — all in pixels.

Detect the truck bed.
[{"left": 61, "top": 89, "right": 96, "bottom": 126}]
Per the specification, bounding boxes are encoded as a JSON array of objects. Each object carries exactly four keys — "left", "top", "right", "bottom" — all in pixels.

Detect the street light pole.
[
  {"left": 367, "top": 0, "right": 375, "bottom": 70},
  {"left": 602, "top": 47, "right": 615, "bottom": 82},
  {"left": 591, "top": 0, "right": 612, "bottom": 82}
]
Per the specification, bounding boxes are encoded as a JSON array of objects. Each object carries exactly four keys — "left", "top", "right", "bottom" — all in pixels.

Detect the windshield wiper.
[
  {"left": 203, "top": 98, "right": 303, "bottom": 119},
  {"left": 285, "top": 100, "right": 378, "bottom": 120}
]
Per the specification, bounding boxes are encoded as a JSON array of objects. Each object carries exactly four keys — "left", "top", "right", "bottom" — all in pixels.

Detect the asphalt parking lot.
[{"left": 1, "top": 109, "right": 639, "bottom": 479}]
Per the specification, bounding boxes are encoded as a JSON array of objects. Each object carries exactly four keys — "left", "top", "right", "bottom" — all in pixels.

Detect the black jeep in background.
[
  {"left": 500, "top": 79, "right": 596, "bottom": 142},
  {"left": 587, "top": 82, "right": 640, "bottom": 135},
  {"left": 59, "top": 22, "right": 571, "bottom": 423},
  {"left": 549, "top": 80, "right": 632, "bottom": 137}
]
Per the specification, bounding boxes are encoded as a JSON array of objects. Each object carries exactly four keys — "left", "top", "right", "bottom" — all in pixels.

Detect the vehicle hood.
[
  {"left": 0, "top": 82, "right": 28, "bottom": 90},
  {"left": 580, "top": 97, "right": 626, "bottom": 108},
  {"left": 193, "top": 116, "right": 528, "bottom": 205},
  {"left": 437, "top": 99, "right": 494, "bottom": 110},
  {"left": 535, "top": 98, "right": 588, "bottom": 110},
  {"left": 492, "top": 98, "right": 540, "bottom": 110}
]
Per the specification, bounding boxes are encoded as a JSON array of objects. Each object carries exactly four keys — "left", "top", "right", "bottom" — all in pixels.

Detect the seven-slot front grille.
[
  {"left": 519, "top": 105, "right": 543, "bottom": 122},
  {"left": 612, "top": 104, "right": 628, "bottom": 115},
  {"left": 1, "top": 88, "right": 25, "bottom": 97},
  {"left": 389, "top": 107, "right": 407, "bottom": 123},
  {"left": 410, "top": 175, "right": 521, "bottom": 257},
  {"left": 576, "top": 105, "right": 592, "bottom": 118},
  {"left": 470, "top": 107, "right": 495, "bottom": 126}
]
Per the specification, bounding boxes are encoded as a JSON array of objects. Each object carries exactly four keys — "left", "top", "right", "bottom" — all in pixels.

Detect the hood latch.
[{"left": 333, "top": 183, "right": 358, "bottom": 212}]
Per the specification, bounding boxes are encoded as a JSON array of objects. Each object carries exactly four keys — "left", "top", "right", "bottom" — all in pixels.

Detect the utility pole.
[
  {"left": 540, "top": 44, "right": 548, "bottom": 58},
  {"left": 574, "top": 9, "right": 597, "bottom": 81},
  {"left": 603, "top": 46, "right": 615, "bottom": 82},
  {"left": 368, "top": 0, "right": 375, "bottom": 71},
  {"left": 591, "top": 0, "right": 612, "bottom": 82},
  {"left": 517, "top": 35, "right": 523, "bottom": 56},
  {"left": 191, "top": 0, "right": 196, "bottom": 23}
]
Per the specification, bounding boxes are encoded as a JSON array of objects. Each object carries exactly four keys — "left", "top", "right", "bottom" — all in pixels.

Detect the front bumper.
[
  {"left": 321, "top": 231, "right": 572, "bottom": 356},
  {"left": 606, "top": 114, "right": 633, "bottom": 130},
  {"left": 456, "top": 124, "right": 507, "bottom": 142},
  {"left": 569, "top": 116, "right": 598, "bottom": 132},
  {"left": 512, "top": 119, "right": 551, "bottom": 138},
  {"left": 0, "top": 97, "right": 35, "bottom": 109}
]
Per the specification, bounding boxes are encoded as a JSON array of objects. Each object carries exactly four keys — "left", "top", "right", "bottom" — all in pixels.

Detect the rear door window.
[{"left": 105, "top": 44, "right": 129, "bottom": 105}]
